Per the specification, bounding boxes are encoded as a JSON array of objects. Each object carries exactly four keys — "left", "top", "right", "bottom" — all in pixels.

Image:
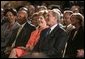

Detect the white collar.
[
  {"left": 50, "top": 23, "right": 58, "bottom": 33},
  {"left": 17, "top": 22, "right": 26, "bottom": 28}
]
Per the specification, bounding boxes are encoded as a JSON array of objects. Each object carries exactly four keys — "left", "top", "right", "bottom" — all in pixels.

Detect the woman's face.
[
  {"left": 31, "top": 15, "right": 47, "bottom": 27},
  {"left": 70, "top": 15, "right": 78, "bottom": 26},
  {"left": 37, "top": 16, "right": 46, "bottom": 27},
  {"left": 6, "top": 11, "right": 16, "bottom": 23}
]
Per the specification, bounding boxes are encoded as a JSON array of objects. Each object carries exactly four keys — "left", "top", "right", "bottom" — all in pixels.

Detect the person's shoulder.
[
  {"left": 56, "top": 25, "right": 68, "bottom": 35},
  {"left": 25, "top": 22, "right": 36, "bottom": 30},
  {"left": 56, "top": 24, "right": 66, "bottom": 32},
  {"left": 60, "top": 26, "right": 66, "bottom": 32}
]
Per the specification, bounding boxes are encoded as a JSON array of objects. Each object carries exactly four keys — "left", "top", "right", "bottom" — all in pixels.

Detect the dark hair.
[{"left": 4, "top": 8, "right": 17, "bottom": 16}]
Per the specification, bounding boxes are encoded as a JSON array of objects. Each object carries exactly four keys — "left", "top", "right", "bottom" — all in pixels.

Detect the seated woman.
[
  {"left": 9, "top": 10, "right": 49, "bottom": 58},
  {"left": 65, "top": 13, "right": 84, "bottom": 58},
  {"left": 1, "top": 8, "right": 19, "bottom": 58}
]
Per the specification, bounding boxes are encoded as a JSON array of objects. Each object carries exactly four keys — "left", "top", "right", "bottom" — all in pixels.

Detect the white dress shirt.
[
  {"left": 50, "top": 23, "right": 58, "bottom": 33},
  {"left": 11, "top": 23, "right": 26, "bottom": 47}
]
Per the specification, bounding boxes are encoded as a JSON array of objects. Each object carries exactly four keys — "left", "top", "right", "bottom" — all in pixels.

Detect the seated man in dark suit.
[
  {"left": 5, "top": 9, "right": 35, "bottom": 57},
  {"left": 21, "top": 10, "right": 68, "bottom": 58}
]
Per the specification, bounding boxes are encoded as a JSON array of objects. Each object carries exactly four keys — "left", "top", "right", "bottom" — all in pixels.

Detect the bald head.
[{"left": 17, "top": 10, "right": 28, "bottom": 24}]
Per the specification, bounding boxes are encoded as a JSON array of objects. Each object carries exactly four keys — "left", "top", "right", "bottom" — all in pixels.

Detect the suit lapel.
[
  {"left": 39, "top": 25, "right": 60, "bottom": 49},
  {"left": 16, "top": 23, "right": 28, "bottom": 40},
  {"left": 49, "top": 24, "right": 60, "bottom": 38}
]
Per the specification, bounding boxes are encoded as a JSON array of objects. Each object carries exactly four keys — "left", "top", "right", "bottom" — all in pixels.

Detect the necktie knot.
[{"left": 47, "top": 28, "right": 51, "bottom": 35}]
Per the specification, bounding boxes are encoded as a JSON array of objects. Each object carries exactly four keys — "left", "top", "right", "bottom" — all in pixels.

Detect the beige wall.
[
  {"left": 1, "top": 1, "right": 29, "bottom": 8},
  {"left": 1, "top": 1, "right": 9, "bottom": 8}
]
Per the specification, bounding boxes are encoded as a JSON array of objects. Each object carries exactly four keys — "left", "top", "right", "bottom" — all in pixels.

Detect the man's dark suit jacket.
[
  {"left": 32, "top": 24, "right": 68, "bottom": 58},
  {"left": 65, "top": 26, "right": 84, "bottom": 57},
  {"left": 7, "top": 22, "right": 35, "bottom": 47}
]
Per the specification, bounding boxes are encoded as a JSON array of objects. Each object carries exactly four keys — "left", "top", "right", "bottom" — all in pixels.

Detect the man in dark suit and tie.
[
  {"left": 21, "top": 10, "right": 68, "bottom": 58},
  {"left": 13, "top": 10, "right": 35, "bottom": 48},
  {"left": 5, "top": 9, "right": 35, "bottom": 56}
]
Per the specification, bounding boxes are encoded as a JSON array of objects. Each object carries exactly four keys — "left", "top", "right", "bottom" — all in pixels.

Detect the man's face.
[
  {"left": 17, "top": 11, "right": 27, "bottom": 24},
  {"left": 46, "top": 11, "right": 56, "bottom": 26},
  {"left": 63, "top": 13, "right": 71, "bottom": 25}
]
